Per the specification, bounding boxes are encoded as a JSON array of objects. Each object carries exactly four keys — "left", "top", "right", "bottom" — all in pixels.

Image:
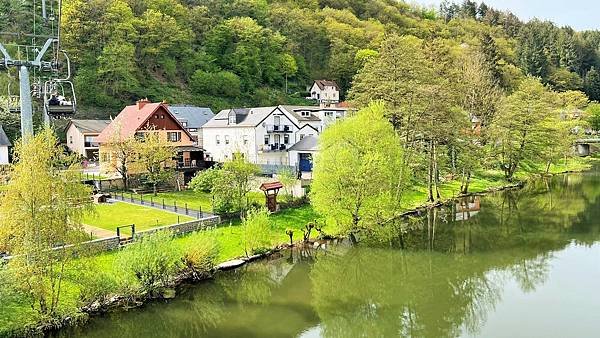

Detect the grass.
[
  {"left": 118, "top": 190, "right": 265, "bottom": 213},
  {"left": 82, "top": 201, "right": 195, "bottom": 234},
  {"left": 1, "top": 157, "right": 596, "bottom": 335}
]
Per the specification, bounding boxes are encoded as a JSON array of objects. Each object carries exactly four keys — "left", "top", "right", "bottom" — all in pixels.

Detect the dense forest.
[{"left": 2, "top": 0, "right": 600, "bottom": 138}]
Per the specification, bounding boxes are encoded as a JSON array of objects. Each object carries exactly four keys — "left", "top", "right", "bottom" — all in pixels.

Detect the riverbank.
[{"left": 0, "top": 157, "right": 596, "bottom": 337}]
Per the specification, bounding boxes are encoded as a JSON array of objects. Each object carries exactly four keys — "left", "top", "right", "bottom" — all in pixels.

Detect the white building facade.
[
  {"left": 202, "top": 105, "right": 348, "bottom": 174},
  {"left": 308, "top": 80, "right": 341, "bottom": 104},
  {"left": 0, "top": 125, "right": 10, "bottom": 165}
]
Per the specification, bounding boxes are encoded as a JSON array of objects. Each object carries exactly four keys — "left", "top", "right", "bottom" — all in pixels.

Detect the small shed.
[{"left": 260, "top": 181, "right": 283, "bottom": 212}]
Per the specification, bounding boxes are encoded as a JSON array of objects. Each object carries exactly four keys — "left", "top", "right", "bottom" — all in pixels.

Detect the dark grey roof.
[
  {"left": 0, "top": 125, "right": 10, "bottom": 147},
  {"left": 289, "top": 136, "right": 318, "bottom": 152},
  {"left": 168, "top": 106, "right": 215, "bottom": 129},
  {"left": 69, "top": 120, "right": 111, "bottom": 134}
]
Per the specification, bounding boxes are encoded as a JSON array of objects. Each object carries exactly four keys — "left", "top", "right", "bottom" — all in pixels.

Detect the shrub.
[
  {"left": 242, "top": 208, "right": 272, "bottom": 256},
  {"left": 78, "top": 269, "right": 119, "bottom": 304},
  {"left": 118, "top": 231, "right": 182, "bottom": 296},
  {"left": 189, "top": 167, "right": 221, "bottom": 193},
  {"left": 183, "top": 237, "right": 220, "bottom": 280}
]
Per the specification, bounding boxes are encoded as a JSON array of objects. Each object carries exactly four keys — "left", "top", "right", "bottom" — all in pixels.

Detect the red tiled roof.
[{"left": 96, "top": 101, "right": 193, "bottom": 143}]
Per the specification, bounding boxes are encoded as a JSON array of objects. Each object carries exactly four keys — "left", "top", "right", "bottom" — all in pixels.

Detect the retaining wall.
[{"left": 135, "top": 216, "right": 221, "bottom": 239}]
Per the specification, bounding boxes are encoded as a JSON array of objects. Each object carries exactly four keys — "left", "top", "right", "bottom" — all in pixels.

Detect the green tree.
[
  {"left": 242, "top": 208, "right": 272, "bottom": 256},
  {"left": 137, "top": 131, "right": 177, "bottom": 196},
  {"left": 0, "top": 128, "right": 93, "bottom": 316},
  {"left": 584, "top": 67, "right": 600, "bottom": 101},
  {"left": 489, "top": 77, "right": 556, "bottom": 179},
  {"left": 587, "top": 103, "right": 600, "bottom": 132},
  {"left": 310, "top": 103, "right": 407, "bottom": 239}
]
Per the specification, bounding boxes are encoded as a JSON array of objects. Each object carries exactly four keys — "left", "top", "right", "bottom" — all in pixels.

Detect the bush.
[
  {"left": 118, "top": 231, "right": 182, "bottom": 296},
  {"left": 78, "top": 269, "right": 119, "bottom": 304},
  {"left": 242, "top": 208, "right": 272, "bottom": 256},
  {"left": 183, "top": 237, "right": 220, "bottom": 280},
  {"left": 189, "top": 167, "right": 221, "bottom": 193}
]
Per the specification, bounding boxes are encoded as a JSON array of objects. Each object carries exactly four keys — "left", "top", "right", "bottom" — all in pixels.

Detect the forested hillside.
[{"left": 2, "top": 0, "right": 600, "bottom": 131}]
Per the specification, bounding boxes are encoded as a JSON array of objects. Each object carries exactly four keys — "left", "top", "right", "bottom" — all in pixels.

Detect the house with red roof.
[{"left": 97, "top": 99, "right": 209, "bottom": 184}]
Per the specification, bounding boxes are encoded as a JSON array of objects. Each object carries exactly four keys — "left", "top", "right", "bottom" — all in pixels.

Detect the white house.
[
  {"left": 65, "top": 119, "right": 111, "bottom": 160},
  {"left": 202, "top": 105, "right": 348, "bottom": 175},
  {"left": 0, "top": 125, "right": 11, "bottom": 165},
  {"left": 307, "top": 80, "right": 341, "bottom": 104}
]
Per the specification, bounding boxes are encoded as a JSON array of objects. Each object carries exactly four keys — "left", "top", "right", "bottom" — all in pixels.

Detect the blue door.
[{"left": 299, "top": 153, "right": 313, "bottom": 172}]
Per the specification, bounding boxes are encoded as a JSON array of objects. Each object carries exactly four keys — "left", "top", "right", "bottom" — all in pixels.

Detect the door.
[{"left": 299, "top": 153, "right": 313, "bottom": 172}]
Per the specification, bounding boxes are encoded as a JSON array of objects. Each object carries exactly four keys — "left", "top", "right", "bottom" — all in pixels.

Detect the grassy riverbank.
[{"left": 0, "top": 157, "right": 595, "bottom": 336}]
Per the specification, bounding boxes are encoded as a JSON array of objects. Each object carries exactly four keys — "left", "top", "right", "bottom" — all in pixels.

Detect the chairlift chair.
[
  {"left": 6, "top": 83, "right": 19, "bottom": 113},
  {"left": 43, "top": 80, "right": 76, "bottom": 117}
]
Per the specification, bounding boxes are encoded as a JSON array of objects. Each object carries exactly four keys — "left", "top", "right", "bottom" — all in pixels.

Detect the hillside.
[{"left": 2, "top": 0, "right": 600, "bottom": 141}]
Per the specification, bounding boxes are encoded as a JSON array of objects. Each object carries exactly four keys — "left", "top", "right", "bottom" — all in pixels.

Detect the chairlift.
[{"left": 43, "top": 80, "right": 76, "bottom": 117}]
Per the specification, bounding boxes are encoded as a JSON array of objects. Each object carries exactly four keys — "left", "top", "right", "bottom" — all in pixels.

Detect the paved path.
[
  {"left": 83, "top": 224, "right": 115, "bottom": 239},
  {"left": 109, "top": 195, "right": 214, "bottom": 219}
]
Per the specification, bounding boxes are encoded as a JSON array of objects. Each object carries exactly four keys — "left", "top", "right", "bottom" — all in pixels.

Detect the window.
[
  {"left": 274, "top": 134, "right": 281, "bottom": 145},
  {"left": 284, "top": 134, "right": 289, "bottom": 144},
  {"left": 135, "top": 132, "right": 146, "bottom": 141},
  {"left": 154, "top": 114, "right": 158, "bottom": 119},
  {"left": 225, "top": 135, "right": 230, "bottom": 145},
  {"left": 301, "top": 111, "right": 311, "bottom": 117},
  {"left": 243, "top": 135, "right": 249, "bottom": 145},
  {"left": 300, "top": 134, "right": 305, "bottom": 140},
  {"left": 325, "top": 111, "right": 334, "bottom": 117},
  {"left": 182, "top": 121, "right": 188, "bottom": 127},
  {"left": 188, "top": 128, "right": 198, "bottom": 132},
  {"left": 69, "top": 136, "right": 73, "bottom": 144},
  {"left": 274, "top": 115, "right": 281, "bottom": 125},
  {"left": 160, "top": 115, "right": 165, "bottom": 119},
  {"left": 167, "top": 132, "right": 181, "bottom": 142},
  {"left": 229, "top": 114, "right": 236, "bottom": 125},
  {"left": 264, "top": 135, "right": 269, "bottom": 145},
  {"left": 216, "top": 135, "right": 221, "bottom": 145}
]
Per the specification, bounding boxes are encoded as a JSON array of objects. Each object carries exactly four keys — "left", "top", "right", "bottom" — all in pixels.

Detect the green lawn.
[
  {"left": 121, "top": 190, "right": 265, "bottom": 213},
  {"left": 83, "top": 201, "right": 194, "bottom": 234}
]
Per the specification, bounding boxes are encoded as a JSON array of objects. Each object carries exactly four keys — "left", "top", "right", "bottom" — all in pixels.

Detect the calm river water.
[{"left": 64, "top": 169, "right": 600, "bottom": 337}]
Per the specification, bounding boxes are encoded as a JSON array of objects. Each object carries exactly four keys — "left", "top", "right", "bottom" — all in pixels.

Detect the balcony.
[
  {"left": 176, "top": 159, "right": 205, "bottom": 170},
  {"left": 266, "top": 124, "right": 292, "bottom": 133},
  {"left": 84, "top": 141, "right": 100, "bottom": 148},
  {"left": 262, "top": 144, "right": 288, "bottom": 152}
]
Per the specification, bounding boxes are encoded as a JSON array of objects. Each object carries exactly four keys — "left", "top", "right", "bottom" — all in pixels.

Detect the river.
[{"left": 62, "top": 169, "right": 600, "bottom": 337}]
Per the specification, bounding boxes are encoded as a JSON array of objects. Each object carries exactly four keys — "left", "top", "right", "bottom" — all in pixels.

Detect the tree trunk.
[
  {"left": 427, "top": 141, "right": 435, "bottom": 203},
  {"left": 545, "top": 160, "right": 552, "bottom": 175},
  {"left": 433, "top": 142, "right": 441, "bottom": 200},
  {"left": 461, "top": 171, "right": 471, "bottom": 195},
  {"left": 153, "top": 183, "right": 158, "bottom": 196}
]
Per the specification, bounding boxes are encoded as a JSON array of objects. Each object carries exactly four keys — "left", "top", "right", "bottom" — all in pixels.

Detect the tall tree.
[
  {"left": 0, "top": 128, "right": 93, "bottom": 316},
  {"left": 489, "top": 77, "right": 555, "bottom": 179},
  {"left": 137, "top": 131, "right": 177, "bottom": 196},
  {"left": 311, "top": 103, "right": 407, "bottom": 239}
]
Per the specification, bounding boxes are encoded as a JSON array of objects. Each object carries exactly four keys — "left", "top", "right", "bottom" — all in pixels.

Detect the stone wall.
[
  {"left": 135, "top": 216, "right": 221, "bottom": 239},
  {"left": 2, "top": 236, "right": 121, "bottom": 263}
]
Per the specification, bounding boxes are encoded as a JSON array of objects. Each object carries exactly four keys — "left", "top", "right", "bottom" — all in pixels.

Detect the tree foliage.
[
  {"left": 0, "top": 128, "right": 93, "bottom": 316},
  {"left": 311, "top": 103, "right": 407, "bottom": 237}
]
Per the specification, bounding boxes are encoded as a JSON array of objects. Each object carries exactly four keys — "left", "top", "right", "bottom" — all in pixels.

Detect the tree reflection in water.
[{"left": 58, "top": 170, "right": 600, "bottom": 338}]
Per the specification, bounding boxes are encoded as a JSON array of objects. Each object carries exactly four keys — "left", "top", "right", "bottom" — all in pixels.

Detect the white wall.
[
  {"left": 203, "top": 127, "right": 257, "bottom": 162},
  {"left": 254, "top": 108, "right": 299, "bottom": 165},
  {"left": 310, "top": 83, "right": 340, "bottom": 102},
  {"left": 66, "top": 124, "right": 85, "bottom": 156},
  {"left": 0, "top": 146, "right": 8, "bottom": 165}
]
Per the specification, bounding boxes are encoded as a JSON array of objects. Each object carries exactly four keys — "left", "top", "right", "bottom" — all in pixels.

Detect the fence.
[{"left": 111, "top": 192, "right": 212, "bottom": 218}]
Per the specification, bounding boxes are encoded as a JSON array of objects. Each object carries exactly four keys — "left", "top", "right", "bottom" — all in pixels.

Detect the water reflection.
[{"left": 62, "top": 170, "right": 600, "bottom": 338}]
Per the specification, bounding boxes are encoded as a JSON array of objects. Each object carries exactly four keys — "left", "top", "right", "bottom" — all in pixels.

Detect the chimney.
[{"left": 137, "top": 98, "right": 150, "bottom": 110}]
